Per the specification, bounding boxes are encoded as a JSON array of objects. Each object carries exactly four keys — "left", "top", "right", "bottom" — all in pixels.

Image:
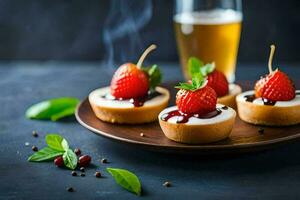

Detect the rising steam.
[{"left": 102, "top": 0, "right": 152, "bottom": 72}]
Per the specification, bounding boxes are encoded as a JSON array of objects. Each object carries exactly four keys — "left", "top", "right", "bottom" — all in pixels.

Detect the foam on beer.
[{"left": 174, "top": 9, "right": 242, "bottom": 25}]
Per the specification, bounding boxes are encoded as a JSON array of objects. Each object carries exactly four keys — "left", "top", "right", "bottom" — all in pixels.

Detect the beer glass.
[{"left": 174, "top": 0, "right": 242, "bottom": 82}]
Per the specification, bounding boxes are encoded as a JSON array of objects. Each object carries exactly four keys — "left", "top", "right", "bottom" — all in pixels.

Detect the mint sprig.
[
  {"left": 142, "top": 64, "right": 162, "bottom": 91},
  {"left": 28, "top": 147, "right": 64, "bottom": 162},
  {"left": 188, "top": 57, "right": 215, "bottom": 77},
  {"left": 28, "top": 134, "right": 77, "bottom": 170},
  {"left": 175, "top": 72, "right": 207, "bottom": 91}
]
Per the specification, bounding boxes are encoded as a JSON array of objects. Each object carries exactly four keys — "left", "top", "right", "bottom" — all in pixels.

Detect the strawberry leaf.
[{"left": 142, "top": 65, "right": 162, "bottom": 91}]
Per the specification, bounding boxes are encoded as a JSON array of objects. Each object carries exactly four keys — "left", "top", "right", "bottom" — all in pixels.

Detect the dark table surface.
[{"left": 1, "top": 62, "right": 300, "bottom": 200}]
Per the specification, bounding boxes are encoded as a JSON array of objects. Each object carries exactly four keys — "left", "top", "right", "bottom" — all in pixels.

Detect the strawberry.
[
  {"left": 110, "top": 63, "right": 149, "bottom": 99},
  {"left": 254, "top": 45, "right": 295, "bottom": 101},
  {"left": 188, "top": 57, "right": 229, "bottom": 97},
  {"left": 175, "top": 73, "right": 217, "bottom": 114},
  {"left": 207, "top": 70, "right": 229, "bottom": 97},
  {"left": 110, "top": 45, "right": 161, "bottom": 99},
  {"left": 255, "top": 70, "right": 295, "bottom": 101}
]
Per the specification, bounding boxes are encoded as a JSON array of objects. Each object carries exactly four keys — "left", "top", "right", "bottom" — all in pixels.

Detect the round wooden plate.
[{"left": 76, "top": 97, "right": 300, "bottom": 154}]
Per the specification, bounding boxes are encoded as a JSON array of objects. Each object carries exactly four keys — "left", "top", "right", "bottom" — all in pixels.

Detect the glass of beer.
[{"left": 174, "top": 0, "right": 242, "bottom": 82}]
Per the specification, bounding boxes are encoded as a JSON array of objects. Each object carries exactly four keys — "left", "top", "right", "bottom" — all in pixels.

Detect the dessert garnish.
[
  {"left": 32, "top": 130, "right": 38, "bottom": 137},
  {"left": 101, "top": 158, "right": 108, "bottom": 164},
  {"left": 107, "top": 168, "right": 142, "bottom": 196},
  {"left": 95, "top": 171, "right": 101, "bottom": 178},
  {"left": 252, "top": 45, "right": 295, "bottom": 104},
  {"left": 163, "top": 181, "right": 172, "bottom": 187},
  {"left": 28, "top": 133, "right": 90, "bottom": 170},
  {"left": 188, "top": 57, "right": 229, "bottom": 97},
  {"left": 67, "top": 187, "right": 75, "bottom": 192},
  {"left": 109, "top": 44, "right": 162, "bottom": 107},
  {"left": 26, "top": 97, "right": 80, "bottom": 121},
  {"left": 27, "top": 133, "right": 143, "bottom": 195},
  {"left": 31, "top": 145, "right": 38, "bottom": 152},
  {"left": 161, "top": 72, "right": 219, "bottom": 123}
]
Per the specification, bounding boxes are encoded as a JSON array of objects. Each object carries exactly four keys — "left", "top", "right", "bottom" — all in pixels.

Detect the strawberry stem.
[
  {"left": 268, "top": 44, "right": 276, "bottom": 73},
  {"left": 137, "top": 44, "right": 157, "bottom": 69}
]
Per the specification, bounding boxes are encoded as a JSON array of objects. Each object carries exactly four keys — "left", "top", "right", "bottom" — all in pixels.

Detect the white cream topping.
[
  {"left": 236, "top": 90, "right": 300, "bottom": 107},
  {"left": 89, "top": 87, "right": 169, "bottom": 108},
  {"left": 159, "top": 104, "right": 236, "bottom": 125}
]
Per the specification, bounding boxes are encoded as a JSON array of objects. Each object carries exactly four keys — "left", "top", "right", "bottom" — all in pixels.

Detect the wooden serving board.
[{"left": 76, "top": 89, "right": 300, "bottom": 154}]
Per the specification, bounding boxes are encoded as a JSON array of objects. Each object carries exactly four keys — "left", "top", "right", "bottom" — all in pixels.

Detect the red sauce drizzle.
[
  {"left": 161, "top": 109, "right": 222, "bottom": 124},
  {"left": 101, "top": 91, "right": 161, "bottom": 107},
  {"left": 244, "top": 94, "right": 276, "bottom": 106}
]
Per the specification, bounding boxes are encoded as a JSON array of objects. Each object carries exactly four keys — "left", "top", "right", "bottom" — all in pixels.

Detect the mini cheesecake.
[
  {"left": 88, "top": 44, "right": 170, "bottom": 124},
  {"left": 159, "top": 72, "right": 236, "bottom": 144},
  {"left": 236, "top": 45, "right": 299, "bottom": 126},
  {"left": 217, "top": 83, "right": 242, "bottom": 109},
  {"left": 159, "top": 104, "right": 236, "bottom": 144},
  {"left": 236, "top": 90, "right": 300, "bottom": 126},
  {"left": 89, "top": 86, "right": 170, "bottom": 124}
]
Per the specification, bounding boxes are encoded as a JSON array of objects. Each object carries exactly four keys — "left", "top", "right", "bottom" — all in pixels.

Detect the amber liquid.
[{"left": 174, "top": 10, "right": 242, "bottom": 82}]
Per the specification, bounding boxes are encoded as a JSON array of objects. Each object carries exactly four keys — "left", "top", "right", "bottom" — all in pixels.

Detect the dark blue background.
[
  {"left": 0, "top": 0, "right": 300, "bottom": 62},
  {"left": 1, "top": 62, "right": 300, "bottom": 199}
]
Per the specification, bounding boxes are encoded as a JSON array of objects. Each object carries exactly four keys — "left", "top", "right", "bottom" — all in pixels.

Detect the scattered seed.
[
  {"left": 258, "top": 128, "right": 264, "bottom": 134},
  {"left": 67, "top": 187, "right": 74, "bottom": 192},
  {"left": 54, "top": 156, "right": 64, "bottom": 167},
  {"left": 101, "top": 158, "right": 108, "bottom": 164},
  {"left": 140, "top": 133, "right": 144, "bottom": 137},
  {"left": 71, "top": 171, "right": 77, "bottom": 176},
  {"left": 80, "top": 173, "right": 85, "bottom": 177},
  {"left": 32, "top": 131, "right": 38, "bottom": 137},
  {"left": 25, "top": 142, "right": 30, "bottom": 146},
  {"left": 31, "top": 146, "right": 38, "bottom": 151},
  {"left": 95, "top": 171, "right": 101, "bottom": 178},
  {"left": 80, "top": 167, "right": 85, "bottom": 172},
  {"left": 74, "top": 148, "right": 81, "bottom": 156},
  {"left": 163, "top": 181, "right": 171, "bottom": 187},
  {"left": 78, "top": 155, "right": 91, "bottom": 167}
]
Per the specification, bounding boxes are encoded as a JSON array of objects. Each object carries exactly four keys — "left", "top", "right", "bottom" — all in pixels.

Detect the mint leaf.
[
  {"left": 175, "top": 83, "right": 194, "bottom": 90},
  {"left": 175, "top": 73, "right": 206, "bottom": 91},
  {"left": 107, "top": 168, "right": 142, "bottom": 196},
  {"left": 188, "top": 57, "right": 203, "bottom": 77},
  {"left": 142, "top": 65, "right": 162, "bottom": 91},
  {"left": 61, "top": 139, "right": 69, "bottom": 151},
  {"left": 188, "top": 57, "right": 216, "bottom": 77},
  {"left": 28, "top": 147, "right": 64, "bottom": 162},
  {"left": 63, "top": 149, "right": 77, "bottom": 170},
  {"left": 26, "top": 97, "right": 80, "bottom": 121},
  {"left": 46, "top": 134, "right": 69, "bottom": 151},
  {"left": 191, "top": 72, "right": 205, "bottom": 88},
  {"left": 200, "top": 62, "right": 215, "bottom": 76},
  {"left": 50, "top": 107, "right": 76, "bottom": 121}
]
